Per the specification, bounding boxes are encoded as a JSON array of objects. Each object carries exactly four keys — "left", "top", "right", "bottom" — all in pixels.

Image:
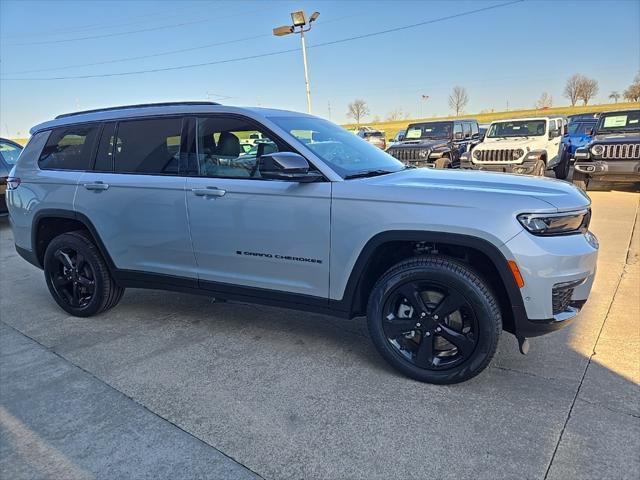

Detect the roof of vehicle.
[
  {"left": 29, "top": 102, "right": 313, "bottom": 134},
  {"left": 488, "top": 116, "right": 563, "bottom": 124},
  {"left": 0, "top": 137, "right": 23, "bottom": 148},
  {"left": 407, "top": 118, "right": 479, "bottom": 125}
]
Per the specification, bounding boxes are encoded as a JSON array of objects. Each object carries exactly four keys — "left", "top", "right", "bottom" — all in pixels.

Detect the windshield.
[
  {"left": 568, "top": 121, "right": 596, "bottom": 135},
  {"left": 269, "top": 116, "right": 404, "bottom": 178},
  {"left": 0, "top": 141, "right": 23, "bottom": 165},
  {"left": 487, "top": 120, "right": 546, "bottom": 138},
  {"left": 404, "top": 122, "right": 452, "bottom": 140},
  {"left": 596, "top": 110, "right": 640, "bottom": 133}
]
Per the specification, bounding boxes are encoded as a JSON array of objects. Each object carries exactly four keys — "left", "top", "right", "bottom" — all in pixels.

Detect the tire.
[
  {"left": 44, "top": 230, "right": 124, "bottom": 317},
  {"left": 572, "top": 170, "right": 589, "bottom": 191},
  {"left": 532, "top": 159, "right": 546, "bottom": 176},
  {"left": 553, "top": 147, "right": 570, "bottom": 180},
  {"left": 367, "top": 256, "right": 501, "bottom": 384},
  {"left": 434, "top": 157, "right": 452, "bottom": 169}
]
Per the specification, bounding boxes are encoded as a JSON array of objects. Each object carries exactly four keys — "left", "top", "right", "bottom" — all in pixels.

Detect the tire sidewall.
[
  {"left": 44, "top": 234, "right": 106, "bottom": 317},
  {"left": 367, "top": 260, "right": 500, "bottom": 384}
]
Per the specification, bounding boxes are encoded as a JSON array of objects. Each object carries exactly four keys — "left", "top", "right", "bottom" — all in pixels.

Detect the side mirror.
[
  {"left": 587, "top": 128, "right": 594, "bottom": 136},
  {"left": 398, "top": 134, "right": 405, "bottom": 141},
  {"left": 454, "top": 132, "right": 464, "bottom": 140},
  {"left": 258, "top": 152, "right": 323, "bottom": 182},
  {"left": 548, "top": 128, "right": 560, "bottom": 139}
]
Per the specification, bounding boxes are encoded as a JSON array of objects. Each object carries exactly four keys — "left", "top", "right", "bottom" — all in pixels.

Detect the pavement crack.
[
  {"left": 576, "top": 397, "right": 640, "bottom": 420},
  {"left": 0, "top": 320, "right": 266, "bottom": 480}
]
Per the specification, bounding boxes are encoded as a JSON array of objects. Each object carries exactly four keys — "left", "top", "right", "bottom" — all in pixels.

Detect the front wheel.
[
  {"left": 572, "top": 170, "right": 589, "bottom": 191},
  {"left": 532, "top": 159, "right": 546, "bottom": 176},
  {"left": 367, "top": 256, "right": 502, "bottom": 384},
  {"left": 434, "top": 157, "right": 452, "bottom": 169}
]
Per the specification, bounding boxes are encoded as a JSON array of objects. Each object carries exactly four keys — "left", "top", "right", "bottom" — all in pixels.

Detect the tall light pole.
[{"left": 273, "top": 10, "right": 320, "bottom": 113}]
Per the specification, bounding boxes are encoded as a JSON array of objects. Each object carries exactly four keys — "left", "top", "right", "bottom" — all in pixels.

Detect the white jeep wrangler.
[{"left": 461, "top": 117, "right": 565, "bottom": 176}]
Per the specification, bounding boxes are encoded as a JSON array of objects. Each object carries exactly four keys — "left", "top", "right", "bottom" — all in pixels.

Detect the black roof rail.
[{"left": 55, "top": 101, "right": 221, "bottom": 119}]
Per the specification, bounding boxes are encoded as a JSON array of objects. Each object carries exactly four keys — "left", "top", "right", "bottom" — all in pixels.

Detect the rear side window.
[
  {"left": 462, "top": 122, "right": 472, "bottom": 138},
  {"left": 39, "top": 124, "right": 100, "bottom": 170},
  {"left": 114, "top": 117, "right": 182, "bottom": 174},
  {"left": 471, "top": 122, "right": 479, "bottom": 136}
]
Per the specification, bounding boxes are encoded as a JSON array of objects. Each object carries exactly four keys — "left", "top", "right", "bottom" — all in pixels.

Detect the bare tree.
[
  {"left": 578, "top": 77, "right": 599, "bottom": 105},
  {"left": 385, "top": 108, "right": 409, "bottom": 122},
  {"left": 448, "top": 86, "right": 469, "bottom": 116},
  {"left": 623, "top": 73, "right": 640, "bottom": 102},
  {"left": 564, "top": 74, "right": 583, "bottom": 106},
  {"left": 609, "top": 91, "right": 620, "bottom": 103},
  {"left": 535, "top": 92, "right": 553, "bottom": 109},
  {"left": 347, "top": 99, "right": 369, "bottom": 125}
]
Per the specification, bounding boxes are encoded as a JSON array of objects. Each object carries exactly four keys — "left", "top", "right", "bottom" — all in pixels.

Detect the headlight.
[
  {"left": 473, "top": 150, "right": 482, "bottom": 159},
  {"left": 517, "top": 209, "right": 591, "bottom": 236},
  {"left": 590, "top": 145, "right": 604, "bottom": 156},
  {"left": 513, "top": 149, "right": 524, "bottom": 159},
  {"left": 419, "top": 148, "right": 429, "bottom": 158}
]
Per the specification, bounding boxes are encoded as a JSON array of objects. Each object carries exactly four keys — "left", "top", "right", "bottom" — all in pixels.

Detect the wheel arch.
[
  {"left": 336, "top": 231, "right": 527, "bottom": 335},
  {"left": 31, "top": 209, "right": 116, "bottom": 274}
]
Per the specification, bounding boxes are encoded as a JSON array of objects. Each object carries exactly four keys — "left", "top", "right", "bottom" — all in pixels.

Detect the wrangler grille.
[
  {"left": 475, "top": 149, "right": 520, "bottom": 162},
  {"left": 600, "top": 143, "right": 640, "bottom": 160},
  {"left": 388, "top": 148, "right": 424, "bottom": 162}
]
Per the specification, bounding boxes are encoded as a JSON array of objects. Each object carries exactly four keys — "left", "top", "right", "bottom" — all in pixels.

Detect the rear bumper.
[{"left": 574, "top": 160, "right": 640, "bottom": 182}]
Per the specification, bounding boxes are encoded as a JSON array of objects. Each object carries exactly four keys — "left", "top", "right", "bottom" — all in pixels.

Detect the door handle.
[
  {"left": 192, "top": 187, "right": 226, "bottom": 197},
  {"left": 83, "top": 182, "right": 109, "bottom": 191}
]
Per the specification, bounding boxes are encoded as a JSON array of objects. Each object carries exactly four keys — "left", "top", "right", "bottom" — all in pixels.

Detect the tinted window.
[
  {"left": 114, "top": 118, "right": 182, "bottom": 174},
  {"left": 453, "top": 123, "right": 463, "bottom": 136},
  {"left": 94, "top": 122, "right": 117, "bottom": 172},
  {"left": 470, "top": 122, "right": 479, "bottom": 136},
  {"left": 0, "top": 141, "right": 22, "bottom": 165},
  {"left": 195, "top": 116, "right": 282, "bottom": 178},
  {"left": 39, "top": 124, "right": 99, "bottom": 170},
  {"left": 462, "top": 122, "right": 472, "bottom": 138}
]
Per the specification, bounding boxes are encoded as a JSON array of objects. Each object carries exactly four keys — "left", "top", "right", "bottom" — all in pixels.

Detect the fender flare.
[{"left": 333, "top": 230, "right": 528, "bottom": 333}]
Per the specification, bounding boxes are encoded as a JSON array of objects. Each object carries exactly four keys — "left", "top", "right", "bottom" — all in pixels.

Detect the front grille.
[
  {"left": 601, "top": 143, "right": 640, "bottom": 159},
  {"left": 388, "top": 148, "right": 423, "bottom": 162},
  {"left": 475, "top": 149, "right": 519, "bottom": 162}
]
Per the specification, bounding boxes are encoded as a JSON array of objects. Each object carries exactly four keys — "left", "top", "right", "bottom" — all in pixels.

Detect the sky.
[{"left": 1, "top": 0, "right": 639, "bottom": 137}]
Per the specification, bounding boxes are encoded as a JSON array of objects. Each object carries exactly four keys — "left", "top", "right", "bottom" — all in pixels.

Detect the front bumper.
[
  {"left": 466, "top": 160, "right": 537, "bottom": 175},
  {"left": 574, "top": 159, "right": 640, "bottom": 182},
  {"left": 501, "top": 230, "right": 599, "bottom": 337}
]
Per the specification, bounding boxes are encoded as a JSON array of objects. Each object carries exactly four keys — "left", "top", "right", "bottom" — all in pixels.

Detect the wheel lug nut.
[
  {"left": 420, "top": 312, "right": 426, "bottom": 318},
  {"left": 416, "top": 323, "right": 421, "bottom": 327},
  {"left": 436, "top": 327, "right": 441, "bottom": 332},
  {"left": 434, "top": 315, "right": 439, "bottom": 320},
  {"left": 425, "top": 332, "right": 431, "bottom": 336}
]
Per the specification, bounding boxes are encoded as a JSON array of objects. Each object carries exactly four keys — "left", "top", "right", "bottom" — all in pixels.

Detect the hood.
[
  {"left": 592, "top": 132, "right": 640, "bottom": 143},
  {"left": 391, "top": 139, "right": 448, "bottom": 149},
  {"left": 478, "top": 136, "right": 541, "bottom": 148},
  {"left": 350, "top": 168, "right": 590, "bottom": 212}
]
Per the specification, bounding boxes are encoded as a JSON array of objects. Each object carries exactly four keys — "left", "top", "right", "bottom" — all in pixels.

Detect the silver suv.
[{"left": 7, "top": 102, "right": 599, "bottom": 384}]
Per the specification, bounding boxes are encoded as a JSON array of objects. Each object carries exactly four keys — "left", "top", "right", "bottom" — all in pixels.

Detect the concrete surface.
[{"left": 1, "top": 188, "right": 638, "bottom": 480}]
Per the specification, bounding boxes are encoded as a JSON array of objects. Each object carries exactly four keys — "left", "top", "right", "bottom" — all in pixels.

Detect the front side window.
[
  {"left": 195, "top": 117, "right": 281, "bottom": 178},
  {"left": 487, "top": 120, "right": 547, "bottom": 138},
  {"left": 113, "top": 117, "right": 182, "bottom": 174},
  {"left": 269, "top": 115, "right": 404, "bottom": 178},
  {"left": 39, "top": 124, "right": 100, "bottom": 170},
  {"left": 0, "top": 141, "right": 22, "bottom": 165}
]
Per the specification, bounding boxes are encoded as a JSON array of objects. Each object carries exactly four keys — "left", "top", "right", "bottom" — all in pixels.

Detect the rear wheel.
[
  {"left": 367, "top": 256, "right": 501, "bottom": 384},
  {"left": 434, "top": 157, "right": 452, "bottom": 169},
  {"left": 572, "top": 170, "right": 589, "bottom": 191},
  {"left": 44, "top": 231, "right": 124, "bottom": 317}
]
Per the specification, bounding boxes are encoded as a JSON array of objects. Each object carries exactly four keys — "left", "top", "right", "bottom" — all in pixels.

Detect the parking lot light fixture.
[{"left": 273, "top": 11, "right": 320, "bottom": 113}]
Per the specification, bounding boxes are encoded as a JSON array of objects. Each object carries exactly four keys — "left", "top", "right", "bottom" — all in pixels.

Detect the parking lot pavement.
[{"left": 1, "top": 188, "right": 639, "bottom": 480}]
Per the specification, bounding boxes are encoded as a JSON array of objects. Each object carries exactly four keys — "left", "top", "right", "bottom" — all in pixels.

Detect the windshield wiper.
[{"left": 344, "top": 169, "right": 397, "bottom": 180}]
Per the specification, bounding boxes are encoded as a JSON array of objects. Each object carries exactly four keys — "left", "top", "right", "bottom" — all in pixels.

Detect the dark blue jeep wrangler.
[{"left": 554, "top": 114, "right": 599, "bottom": 179}]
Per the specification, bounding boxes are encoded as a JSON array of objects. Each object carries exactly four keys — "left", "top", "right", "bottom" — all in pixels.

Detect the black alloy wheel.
[
  {"left": 44, "top": 231, "right": 125, "bottom": 316},
  {"left": 381, "top": 281, "right": 478, "bottom": 370},
  {"left": 48, "top": 247, "right": 96, "bottom": 308},
  {"left": 367, "top": 256, "right": 501, "bottom": 384}
]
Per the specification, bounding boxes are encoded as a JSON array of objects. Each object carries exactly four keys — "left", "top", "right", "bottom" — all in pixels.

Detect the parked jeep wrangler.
[
  {"left": 572, "top": 109, "right": 640, "bottom": 190},
  {"left": 386, "top": 119, "right": 480, "bottom": 168},
  {"left": 7, "top": 102, "right": 598, "bottom": 384},
  {"left": 461, "top": 117, "right": 565, "bottom": 176},
  {"left": 554, "top": 114, "right": 599, "bottom": 180}
]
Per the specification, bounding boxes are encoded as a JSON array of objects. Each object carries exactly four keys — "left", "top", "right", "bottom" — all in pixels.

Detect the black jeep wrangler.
[
  {"left": 573, "top": 109, "right": 640, "bottom": 190},
  {"left": 386, "top": 119, "right": 481, "bottom": 168}
]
